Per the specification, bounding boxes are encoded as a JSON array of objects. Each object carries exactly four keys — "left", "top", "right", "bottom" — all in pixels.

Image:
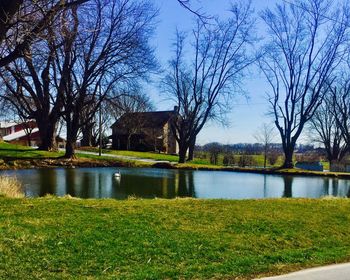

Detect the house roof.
[
  {"left": 112, "top": 110, "right": 176, "bottom": 130},
  {"left": 3, "top": 128, "right": 39, "bottom": 141},
  {"left": 0, "top": 121, "right": 18, "bottom": 128}
]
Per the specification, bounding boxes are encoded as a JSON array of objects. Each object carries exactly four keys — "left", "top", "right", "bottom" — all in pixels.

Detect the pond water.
[{"left": 1, "top": 167, "right": 350, "bottom": 199}]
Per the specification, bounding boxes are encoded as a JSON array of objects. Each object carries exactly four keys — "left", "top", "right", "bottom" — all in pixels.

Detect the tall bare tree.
[
  {"left": 260, "top": 0, "right": 350, "bottom": 168},
  {"left": 59, "top": 0, "right": 157, "bottom": 158},
  {"left": 309, "top": 91, "right": 348, "bottom": 166},
  {"left": 163, "top": 2, "right": 256, "bottom": 163},
  {"left": 0, "top": 5, "right": 78, "bottom": 150},
  {"left": 80, "top": 89, "right": 153, "bottom": 148},
  {"left": 254, "top": 123, "right": 276, "bottom": 168},
  {"left": 330, "top": 72, "right": 350, "bottom": 157},
  {"left": 107, "top": 90, "right": 154, "bottom": 150}
]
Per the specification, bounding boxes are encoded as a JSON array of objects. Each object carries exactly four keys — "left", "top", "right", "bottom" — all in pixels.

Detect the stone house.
[{"left": 111, "top": 108, "right": 178, "bottom": 154}]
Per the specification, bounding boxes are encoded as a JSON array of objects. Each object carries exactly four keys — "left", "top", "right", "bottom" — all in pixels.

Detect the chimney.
[{"left": 173, "top": 106, "right": 179, "bottom": 113}]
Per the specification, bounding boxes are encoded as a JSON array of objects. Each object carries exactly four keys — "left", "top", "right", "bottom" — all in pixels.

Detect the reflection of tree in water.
[
  {"left": 323, "top": 178, "right": 340, "bottom": 197},
  {"left": 65, "top": 168, "right": 76, "bottom": 197},
  {"left": 81, "top": 172, "right": 93, "bottom": 198},
  {"left": 263, "top": 175, "right": 267, "bottom": 197},
  {"left": 177, "top": 171, "right": 195, "bottom": 198},
  {"left": 109, "top": 170, "right": 196, "bottom": 199},
  {"left": 332, "top": 179, "right": 339, "bottom": 197},
  {"left": 39, "top": 169, "right": 57, "bottom": 196},
  {"left": 346, "top": 181, "right": 350, "bottom": 198},
  {"left": 97, "top": 173, "right": 104, "bottom": 198},
  {"left": 323, "top": 178, "right": 330, "bottom": 196},
  {"left": 283, "top": 176, "right": 293, "bottom": 198}
]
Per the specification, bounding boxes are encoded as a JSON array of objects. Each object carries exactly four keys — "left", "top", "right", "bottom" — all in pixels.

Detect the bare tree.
[
  {"left": 309, "top": 91, "right": 348, "bottom": 166},
  {"left": 0, "top": 5, "right": 78, "bottom": 150},
  {"left": 0, "top": 0, "right": 87, "bottom": 68},
  {"left": 59, "top": 0, "right": 157, "bottom": 158},
  {"left": 176, "top": 0, "right": 210, "bottom": 22},
  {"left": 260, "top": 0, "right": 350, "bottom": 168},
  {"left": 109, "top": 90, "right": 154, "bottom": 120},
  {"left": 110, "top": 91, "right": 154, "bottom": 151},
  {"left": 254, "top": 123, "right": 276, "bottom": 168},
  {"left": 330, "top": 72, "right": 350, "bottom": 158},
  {"left": 163, "top": 2, "right": 256, "bottom": 163}
]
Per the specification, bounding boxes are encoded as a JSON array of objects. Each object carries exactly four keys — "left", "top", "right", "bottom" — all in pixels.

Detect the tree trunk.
[
  {"left": 81, "top": 123, "right": 93, "bottom": 147},
  {"left": 64, "top": 137, "right": 76, "bottom": 158},
  {"left": 282, "top": 145, "right": 295, "bottom": 169},
  {"left": 26, "top": 134, "right": 32, "bottom": 147},
  {"left": 64, "top": 119, "right": 78, "bottom": 158},
  {"left": 37, "top": 120, "right": 57, "bottom": 151},
  {"left": 178, "top": 144, "right": 188, "bottom": 163},
  {"left": 187, "top": 136, "right": 196, "bottom": 161}
]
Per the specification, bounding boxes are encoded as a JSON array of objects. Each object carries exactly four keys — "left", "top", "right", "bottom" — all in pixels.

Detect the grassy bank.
[
  {"left": 1, "top": 198, "right": 350, "bottom": 279},
  {"left": 0, "top": 142, "right": 154, "bottom": 169},
  {"left": 0, "top": 142, "right": 343, "bottom": 178}
]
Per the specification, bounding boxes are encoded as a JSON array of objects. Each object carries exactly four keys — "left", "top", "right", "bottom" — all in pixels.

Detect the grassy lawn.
[
  {"left": 0, "top": 142, "right": 332, "bottom": 172},
  {"left": 0, "top": 142, "right": 62, "bottom": 159},
  {"left": 79, "top": 146, "right": 180, "bottom": 162},
  {"left": 0, "top": 198, "right": 350, "bottom": 279}
]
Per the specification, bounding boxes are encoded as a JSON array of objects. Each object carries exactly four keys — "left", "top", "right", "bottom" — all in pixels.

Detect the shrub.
[
  {"left": 0, "top": 176, "right": 24, "bottom": 198},
  {"left": 238, "top": 155, "right": 256, "bottom": 167},
  {"left": 194, "top": 151, "right": 207, "bottom": 159},
  {"left": 267, "top": 150, "right": 280, "bottom": 166},
  {"left": 295, "top": 153, "right": 320, "bottom": 163},
  {"left": 207, "top": 143, "right": 222, "bottom": 165},
  {"left": 223, "top": 153, "right": 235, "bottom": 166}
]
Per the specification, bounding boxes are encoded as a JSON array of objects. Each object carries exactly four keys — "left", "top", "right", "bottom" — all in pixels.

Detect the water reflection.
[
  {"left": 111, "top": 170, "right": 195, "bottom": 199},
  {"left": 39, "top": 169, "right": 57, "bottom": 196},
  {"left": 283, "top": 176, "right": 293, "bottom": 198},
  {"left": 66, "top": 168, "right": 76, "bottom": 197},
  {"left": 2, "top": 168, "right": 350, "bottom": 199}
]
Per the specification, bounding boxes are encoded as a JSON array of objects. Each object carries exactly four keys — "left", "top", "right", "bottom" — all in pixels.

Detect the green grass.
[
  {"left": 192, "top": 152, "right": 285, "bottom": 167},
  {"left": 0, "top": 142, "right": 332, "bottom": 172},
  {"left": 79, "top": 147, "right": 286, "bottom": 167},
  {"left": 79, "top": 146, "right": 180, "bottom": 162},
  {"left": 1, "top": 198, "right": 350, "bottom": 279},
  {"left": 0, "top": 142, "right": 62, "bottom": 159}
]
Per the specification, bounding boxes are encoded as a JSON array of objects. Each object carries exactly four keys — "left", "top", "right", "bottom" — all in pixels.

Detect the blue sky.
[{"left": 147, "top": 0, "right": 279, "bottom": 145}]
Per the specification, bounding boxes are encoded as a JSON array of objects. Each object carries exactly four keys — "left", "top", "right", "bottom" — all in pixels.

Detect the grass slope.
[
  {"left": 79, "top": 147, "right": 180, "bottom": 162},
  {"left": 0, "top": 142, "right": 333, "bottom": 172},
  {"left": 0, "top": 142, "right": 62, "bottom": 159},
  {"left": 1, "top": 198, "right": 350, "bottom": 279}
]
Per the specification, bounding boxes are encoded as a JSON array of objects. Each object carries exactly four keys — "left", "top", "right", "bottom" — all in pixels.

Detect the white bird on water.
[{"left": 114, "top": 169, "right": 121, "bottom": 178}]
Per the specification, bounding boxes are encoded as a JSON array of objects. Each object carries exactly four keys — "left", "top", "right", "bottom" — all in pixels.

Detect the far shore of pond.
[{"left": 1, "top": 156, "right": 350, "bottom": 179}]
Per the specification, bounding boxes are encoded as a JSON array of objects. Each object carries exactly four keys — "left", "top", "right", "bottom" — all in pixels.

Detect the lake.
[{"left": 1, "top": 167, "right": 350, "bottom": 199}]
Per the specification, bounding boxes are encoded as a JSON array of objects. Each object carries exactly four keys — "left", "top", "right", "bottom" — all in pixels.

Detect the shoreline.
[{"left": 1, "top": 156, "right": 350, "bottom": 179}]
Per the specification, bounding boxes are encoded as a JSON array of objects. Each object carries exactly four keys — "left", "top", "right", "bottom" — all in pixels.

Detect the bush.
[
  {"left": 194, "top": 151, "right": 207, "bottom": 159},
  {"left": 0, "top": 176, "right": 24, "bottom": 198},
  {"left": 267, "top": 150, "right": 280, "bottom": 166},
  {"left": 210, "top": 153, "right": 219, "bottom": 165},
  {"left": 207, "top": 143, "right": 222, "bottom": 165},
  {"left": 223, "top": 153, "right": 235, "bottom": 166},
  {"left": 238, "top": 155, "right": 256, "bottom": 167},
  {"left": 295, "top": 153, "right": 320, "bottom": 163}
]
